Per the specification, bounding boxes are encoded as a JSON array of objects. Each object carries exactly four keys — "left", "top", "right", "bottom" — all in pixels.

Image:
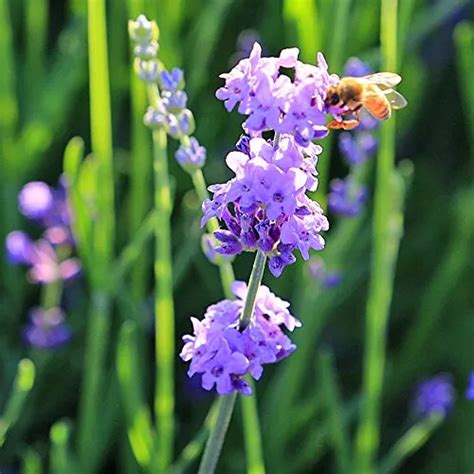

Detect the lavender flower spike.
[
  {"left": 175, "top": 137, "right": 206, "bottom": 173},
  {"left": 413, "top": 374, "right": 455, "bottom": 419},
  {"left": 328, "top": 177, "right": 368, "bottom": 217},
  {"left": 180, "top": 282, "right": 301, "bottom": 395},
  {"left": 22, "top": 307, "right": 72, "bottom": 349},
  {"left": 465, "top": 372, "right": 474, "bottom": 400}
]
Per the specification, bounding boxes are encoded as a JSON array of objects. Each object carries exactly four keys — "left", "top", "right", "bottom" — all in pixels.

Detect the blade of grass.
[
  {"left": 353, "top": 2, "right": 406, "bottom": 467},
  {"left": 77, "top": 2, "right": 115, "bottom": 471},
  {"left": 50, "top": 420, "right": 77, "bottom": 474},
  {"left": 25, "top": 0, "right": 48, "bottom": 95},
  {"left": 0, "top": 359, "right": 35, "bottom": 447},
  {"left": 454, "top": 22, "right": 474, "bottom": 171},
  {"left": 171, "top": 400, "right": 220, "bottom": 474},
  {"left": 283, "top": 0, "right": 322, "bottom": 61},
  {"left": 378, "top": 414, "right": 443, "bottom": 474},
  {"left": 87, "top": 0, "right": 115, "bottom": 271},
  {"left": 22, "top": 448, "right": 44, "bottom": 474},
  {"left": 117, "top": 321, "right": 154, "bottom": 468},
  {"left": 319, "top": 351, "right": 351, "bottom": 474}
]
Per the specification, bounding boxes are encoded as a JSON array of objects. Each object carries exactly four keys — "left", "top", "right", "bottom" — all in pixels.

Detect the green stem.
[
  {"left": 41, "top": 280, "right": 63, "bottom": 310},
  {"left": 198, "top": 251, "right": 267, "bottom": 474},
  {"left": 241, "top": 379, "right": 265, "bottom": 474},
  {"left": 152, "top": 125, "right": 175, "bottom": 472},
  {"left": 127, "top": 0, "right": 152, "bottom": 301},
  {"left": 354, "top": 1, "right": 399, "bottom": 472},
  {"left": 77, "top": 292, "right": 111, "bottom": 472},
  {"left": 87, "top": 0, "right": 115, "bottom": 277},
  {"left": 239, "top": 250, "right": 267, "bottom": 330},
  {"left": 379, "top": 414, "right": 443, "bottom": 474},
  {"left": 198, "top": 393, "right": 237, "bottom": 474}
]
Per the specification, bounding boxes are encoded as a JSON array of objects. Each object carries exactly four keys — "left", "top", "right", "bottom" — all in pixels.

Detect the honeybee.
[{"left": 325, "top": 72, "right": 407, "bottom": 130}]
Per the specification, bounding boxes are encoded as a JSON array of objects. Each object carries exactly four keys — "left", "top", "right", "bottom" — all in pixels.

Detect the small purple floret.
[
  {"left": 413, "top": 374, "right": 455, "bottom": 419},
  {"left": 22, "top": 307, "right": 72, "bottom": 349},
  {"left": 466, "top": 372, "right": 474, "bottom": 400},
  {"left": 175, "top": 137, "right": 206, "bottom": 172},
  {"left": 6, "top": 231, "right": 35, "bottom": 265},
  {"left": 18, "top": 182, "right": 53, "bottom": 220},
  {"left": 328, "top": 177, "right": 368, "bottom": 217}
]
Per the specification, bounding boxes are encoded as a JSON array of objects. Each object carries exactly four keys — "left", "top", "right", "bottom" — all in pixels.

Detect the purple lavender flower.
[
  {"left": 343, "top": 57, "right": 372, "bottom": 77},
  {"left": 175, "top": 137, "right": 206, "bottom": 172},
  {"left": 18, "top": 182, "right": 54, "bottom": 220},
  {"left": 308, "top": 256, "right": 342, "bottom": 288},
  {"left": 339, "top": 130, "right": 378, "bottom": 166},
  {"left": 6, "top": 231, "right": 35, "bottom": 265},
  {"left": 28, "top": 240, "right": 81, "bottom": 284},
  {"left": 413, "top": 374, "right": 455, "bottom": 419},
  {"left": 159, "top": 68, "right": 184, "bottom": 91},
  {"left": 180, "top": 282, "right": 301, "bottom": 395},
  {"left": 466, "top": 372, "right": 474, "bottom": 400},
  {"left": 328, "top": 177, "right": 368, "bottom": 217},
  {"left": 22, "top": 307, "right": 72, "bottom": 349},
  {"left": 216, "top": 43, "right": 337, "bottom": 143},
  {"left": 202, "top": 135, "right": 328, "bottom": 277}
]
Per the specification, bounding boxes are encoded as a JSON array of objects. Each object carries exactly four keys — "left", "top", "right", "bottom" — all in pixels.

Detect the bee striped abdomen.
[{"left": 363, "top": 90, "right": 391, "bottom": 120}]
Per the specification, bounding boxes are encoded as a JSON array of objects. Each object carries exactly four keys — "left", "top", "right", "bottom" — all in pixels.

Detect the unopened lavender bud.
[
  {"left": 128, "top": 15, "right": 159, "bottom": 45},
  {"left": 178, "top": 109, "right": 195, "bottom": 136},
  {"left": 176, "top": 137, "right": 206, "bottom": 172},
  {"left": 144, "top": 105, "right": 167, "bottom": 129},
  {"left": 133, "top": 41, "right": 159, "bottom": 60},
  {"left": 162, "top": 90, "right": 188, "bottom": 113},
  {"left": 135, "top": 59, "right": 159, "bottom": 82}
]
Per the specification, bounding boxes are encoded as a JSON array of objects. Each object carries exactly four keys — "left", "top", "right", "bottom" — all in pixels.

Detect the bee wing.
[
  {"left": 382, "top": 88, "right": 408, "bottom": 109},
  {"left": 362, "top": 72, "right": 402, "bottom": 89}
]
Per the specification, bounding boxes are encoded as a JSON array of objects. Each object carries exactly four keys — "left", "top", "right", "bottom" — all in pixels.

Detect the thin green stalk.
[
  {"left": 198, "top": 393, "right": 238, "bottom": 474},
  {"left": 319, "top": 352, "right": 350, "bottom": 474},
  {"left": 354, "top": 2, "right": 400, "bottom": 472},
  {"left": 198, "top": 250, "right": 267, "bottom": 474},
  {"left": 239, "top": 251, "right": 267, "bottom": 330},
  {"left": 77, "top": 2, "right": 115, "bottom": 471},
  {"left": 0, "top": 359, "right": 35, "bottom": 447},
  {"left": 172, "top": 401, "right": 219, "bottom": 474},
  {"left": 379, "top": 414, "right": 443, "bottom": 474},
  {"left": 241, "top": 380, "right": 265, "bottom": 474},
  {"left": 25, "top": 0, "right": 48, "bottom": 92},
  {"left": 77, "top": 292, "right": 111, "bottom": 472},
  {"left": 87, "top": 0, "right": 115, "bottom": 274},
  {"left": 128, "top": 0, "right": 152, "bottom": 301},
  {"left": 151, "top": 124, "right": 175, "bottom": 472},
  {"left": 110, "top": 209, "right": 157, "bottom": 294},
  {"left": 40, "top": 280, "right": 63, "bottom": 310}
]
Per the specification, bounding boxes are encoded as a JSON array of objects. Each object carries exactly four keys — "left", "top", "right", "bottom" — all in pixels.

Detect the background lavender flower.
[
  {"left": 18, "top": 181, "right": 53, "bottom": 220},
  {"left": 328, "top": 177, "right": 368, "bottom": 217},
  {"left": 5, "top": 231, "right": 35, "bottom": 265},
  {"left": 175, "top": 137, "right": 206, "bottom": 172},
  {"left": 22, "top": 307, "right": 72, "bottom": 349},
  {"left": 465, "top": 372, "right": 474, "bottom": 400},
  {"left": 413, "top": 374, "right": 455, "bottom": 419}
]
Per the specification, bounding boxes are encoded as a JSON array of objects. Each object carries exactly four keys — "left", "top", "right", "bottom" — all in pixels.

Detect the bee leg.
[{"left": 327, "top": 118, "right": 360, "bottom": 130}]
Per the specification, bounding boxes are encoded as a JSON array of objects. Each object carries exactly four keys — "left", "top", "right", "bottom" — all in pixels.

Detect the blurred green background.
[{"left": 0, "top": 0, "right": 473, "bottom": 473}]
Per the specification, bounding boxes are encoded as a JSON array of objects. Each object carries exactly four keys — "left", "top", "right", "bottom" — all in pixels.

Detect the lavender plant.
[{"left": 6, "top": 178, "right": 79, "bottom": 349}]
